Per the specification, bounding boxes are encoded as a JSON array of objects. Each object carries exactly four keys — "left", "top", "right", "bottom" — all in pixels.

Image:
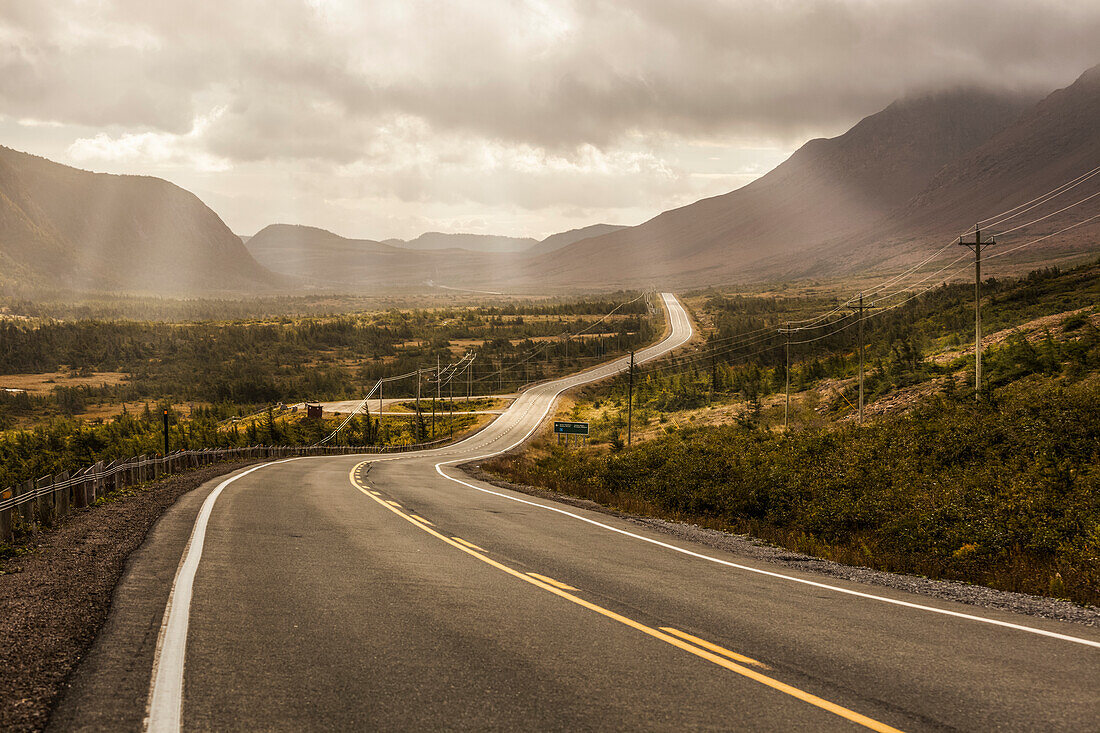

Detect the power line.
[{"left": 976, "top": 164, "right": 1100, "bottom": 230}]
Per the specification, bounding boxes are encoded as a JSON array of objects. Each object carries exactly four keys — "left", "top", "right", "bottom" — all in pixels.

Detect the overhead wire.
[{"left": 975, "top": 164, "right": 1100, "bottom": 230}]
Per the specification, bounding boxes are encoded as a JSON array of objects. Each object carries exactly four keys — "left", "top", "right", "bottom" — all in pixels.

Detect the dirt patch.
[{"left": 0, "top": 460, "right": 261, "bottom": 733}]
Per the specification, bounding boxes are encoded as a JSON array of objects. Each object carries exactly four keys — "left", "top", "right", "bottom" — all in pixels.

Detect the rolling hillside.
[{"left": 0, "top": 146, "right": 276, "bottom": 294}]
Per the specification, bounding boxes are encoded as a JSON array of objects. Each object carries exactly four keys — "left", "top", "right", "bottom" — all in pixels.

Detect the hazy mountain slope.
[
  {"left": 894, "top": 64, "right": 1100, "bottom": 248},
  {"left": 526, "top": 89, "right": 1035, "bottom": 288},
  {"left": 383, "top": 231, "right": 537, "bottom": 253},
  {"left": 530, "top": 223, "right": 627, "bottom": 254},
  {"left": 0, "top": 146, "right": 275, "bottom": 294}
]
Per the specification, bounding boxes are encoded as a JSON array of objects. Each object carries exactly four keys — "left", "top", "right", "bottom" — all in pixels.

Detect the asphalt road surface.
[{"left": 55, "top": 293, "right": 1099, "bottom": 732}]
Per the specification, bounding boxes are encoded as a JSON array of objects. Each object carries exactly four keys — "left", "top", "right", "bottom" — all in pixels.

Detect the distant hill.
[
  {"left": 529, "top": 223, "right": 627, "bottom": 254},
  {"left": 0, "top": 146, "right": 276, "bottom": 294},
  {"left": 245, "top": 222, "right": 625, "bottom": 290},
  {"left": 246, "top": 223, "right": 524, "bottom": 288},
  {"left": 524, "top": 88, "right": 1037, "bottom": 287},
  {"left": 383, "top": 232, "right": 536, "bottom": 253}
]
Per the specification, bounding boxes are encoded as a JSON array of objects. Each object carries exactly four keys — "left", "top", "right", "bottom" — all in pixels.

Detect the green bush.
[{"left": 489, "top": 379, "right": 1100, "bottom": 604}]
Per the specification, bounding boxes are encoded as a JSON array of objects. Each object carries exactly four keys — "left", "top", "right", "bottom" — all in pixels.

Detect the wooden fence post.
[
  {"left": 73, "top": 468, "right": 87, "bottom": 508},
  {"left": 36, "top": 475, "right": 54, "bottom": 528},
  {"left": 55, "top": 470, "right": 70, "bottom": 519},
  {"left": 20, "top": 479, "right": 34, "bottom": 529},
  {"left": 92, "top": 461, "right": 103, "bottom": 500},
  {"left": 1, "top": 486, "right": 12, "bottom": 542}
]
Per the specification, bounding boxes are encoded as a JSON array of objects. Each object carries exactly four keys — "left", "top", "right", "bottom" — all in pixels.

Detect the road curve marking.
[
  {"left": 140, "top": 294, "right": 690, "bottom": 732},
  {"left": 350, "top": 462, "right": 903, "bottom": 733},
  {"left": 452, "top": 536, "right": 487, "bottom": 552},
  {"left": 145, "top": 458, "right": 303, "bottom": 733},
  {"left": 527, "top": 572, "right": 579, "bottom": 591},
  {"left": 405, "top": 292, "right": 1096, "bottom": 651},
  {"left": 431, "top": 462, "right": 1100, "bottom": 651},
  {"left": 659, "top": 627, "right": 769, "bottom": 669}
]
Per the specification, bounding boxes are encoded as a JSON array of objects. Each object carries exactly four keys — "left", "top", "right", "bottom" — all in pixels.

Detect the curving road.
[{"left": 54, "top": 293, "right": 1098, "bottom": 732}]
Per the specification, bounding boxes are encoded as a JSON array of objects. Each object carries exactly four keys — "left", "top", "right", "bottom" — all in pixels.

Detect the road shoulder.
[
  {"left": 459, "top": 463, "right": 1100, "bottom": 628},
  {"left": 0, "top": 461, "right": 260, "bottom": 733}
]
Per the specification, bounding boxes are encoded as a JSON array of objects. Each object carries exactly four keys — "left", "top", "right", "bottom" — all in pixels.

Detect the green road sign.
[{"left": 554, "top": 421, "right": 589, "bottom": 435}]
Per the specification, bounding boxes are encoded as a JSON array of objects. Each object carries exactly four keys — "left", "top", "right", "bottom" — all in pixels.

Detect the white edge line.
[
  {"left": 428, "top": 295, "right": 1100, "bottom": 651},
  {"left": 145, "top": 458, "right": 301, "bottom": 733}
]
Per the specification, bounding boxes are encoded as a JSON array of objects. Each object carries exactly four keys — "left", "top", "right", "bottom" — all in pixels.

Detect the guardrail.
[{"left": 0, "top": 438, "right": 451, "bottom": 542}]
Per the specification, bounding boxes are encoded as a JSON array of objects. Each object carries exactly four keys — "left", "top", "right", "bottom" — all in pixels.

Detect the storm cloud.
[{"left": 1, "top": 0, "right": 1096, "bottom": 238}]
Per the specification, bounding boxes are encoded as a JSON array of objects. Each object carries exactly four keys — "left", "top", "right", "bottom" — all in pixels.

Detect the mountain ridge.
[{"left": 0, "top": 146, "right": 277, "bottom": 294}]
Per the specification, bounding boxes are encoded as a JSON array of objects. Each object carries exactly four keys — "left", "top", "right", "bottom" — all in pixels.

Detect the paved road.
[{"left": 56, "top": 294, "right": 1098, "bottom": 732}]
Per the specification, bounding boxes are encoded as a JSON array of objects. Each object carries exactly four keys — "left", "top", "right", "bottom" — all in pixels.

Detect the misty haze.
[{"left": 1, "top": 2, "right": 1098, "bottom": 732}]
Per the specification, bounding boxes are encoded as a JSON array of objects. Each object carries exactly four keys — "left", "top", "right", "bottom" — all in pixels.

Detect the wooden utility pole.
[
  {"left": 163, "top": 408, "right": 169, "bottom": 456},
  {"left": 782, "top": 324, "right": 791, "bottom": 430},
  {"left": 433, "top": 355, "right": 439, "bottom": 438},
  {"left": 416, "top": 369, "right": 422, "bottom": 441},
  {"left": 467, "top": 355, "right": 472, "bottom": 403},
  {"left": 378, "top": 378, "right": 383, "bottom": 429},
  {"left": 959, "top": 225, "right": 996, "bottom": 399},
  {"left": 627, "top": 351, "right": 635, "bottom": 445},
  {"left": 845, "top": 293, "right": 877, "bottom": 424}
]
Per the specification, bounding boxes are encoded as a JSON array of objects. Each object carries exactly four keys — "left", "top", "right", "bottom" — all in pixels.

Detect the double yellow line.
[{"left": 349, "top": 461, "right": 903, "bottom": 732}]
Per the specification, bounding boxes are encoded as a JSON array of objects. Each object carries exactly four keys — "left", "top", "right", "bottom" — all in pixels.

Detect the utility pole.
[
  {"left": 467, "top": 355, "right": 472, "bottom": 403},
  {"left": 627, "top": 350, "right": 635, "bottom": 446},
  {"left": 416, "top": 369, "right": 422, "bottom": 441},
  {"left": 163, "top": 408, "right": 169, "bottom": 455},
  {"left": 449, "top": 366, "right": 454, "bottom": 438},
  {"left": 845, "top": 293, "right": 877, "bottom": 424},
  {"left": 378, "top": 378, "right": 383, "bottom": 431},
  {"left": 782, "top": 323, "right": 791, "bottom": 431},
  {"left": 432, "top": 355, "right": 439, "bottom": 438},
  {"left": 959, "top": 225, "right": 996, "bottom": 399}
]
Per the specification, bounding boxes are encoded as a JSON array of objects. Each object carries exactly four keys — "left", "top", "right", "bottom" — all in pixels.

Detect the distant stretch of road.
[{"left": 55, "top": 293, "right": 1098, "bottom": 732}]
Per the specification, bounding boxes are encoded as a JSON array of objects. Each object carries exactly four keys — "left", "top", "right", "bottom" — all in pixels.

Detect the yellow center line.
[
  {"left": 660, "top": 627, "right": 769, "bottom": 669},
  {"left": 385, "top": 500, "right": 403, "bottom": 508},
  {"left": 527, "top": 572, "right": 579, "bottom": 591},
  {"left": 348, "top": 462, "right": 903, "bottom": 733},
  {"left": 452, "top": 537, "right": 487, "bottom": 552},
  {"left": 411, "top": 515, "right": 435, "bottom": 526}
]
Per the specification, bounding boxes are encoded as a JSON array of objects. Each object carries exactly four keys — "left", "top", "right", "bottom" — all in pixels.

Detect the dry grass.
[{"left": 0, "top": 371, "right": 128, "bottom": 395}]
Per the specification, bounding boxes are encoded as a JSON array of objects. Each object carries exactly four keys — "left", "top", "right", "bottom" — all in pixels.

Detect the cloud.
[
  {"left": 1, "top": 0, "right": 1097, "bottom": 238},
  {"left": 67, "top": 109, "right": 231, "bottom": 171}
]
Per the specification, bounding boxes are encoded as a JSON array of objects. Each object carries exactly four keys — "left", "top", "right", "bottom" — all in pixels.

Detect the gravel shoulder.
[
  {"left": 0, "top": 461, "right": 260, "bottom": 733},
  {"left": 461, "top": 464, "right": 1100, "bottom": 628}
]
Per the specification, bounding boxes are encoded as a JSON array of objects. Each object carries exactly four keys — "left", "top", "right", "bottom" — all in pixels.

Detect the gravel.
[
  {"left": 0, "top": 461, "right": 260, "bottom": 733},
  {"left": 462, "top": 464, "right": 1100, "bottom": 627}
]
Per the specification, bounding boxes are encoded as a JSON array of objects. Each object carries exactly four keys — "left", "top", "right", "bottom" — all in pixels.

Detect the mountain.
[
  {"left": 525, "top": 88, "right": 1037, "bottom": 287},
  {"left": 888, "top": 64, "right": 1100, "bottom": 251},
  {"left": 245, "top": 222, "right": 627, "bottom": 290},
  {"left": 0, "top": 146, "right": 276, "bottom": 294},
  {"left": 383, "top": 231, "right": 536, "bottom": 253},
  {"left": 530, "top": 223, "right": 627, "bottom": 254},
  {"left": 246, "top": 223, "right": 525, "bottom": 289}
]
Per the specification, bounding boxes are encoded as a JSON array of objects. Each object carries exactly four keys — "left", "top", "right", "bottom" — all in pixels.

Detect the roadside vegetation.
[
  {"left": 0, "top": 294, "right": 659, "bottom": 488},
  {"left": 484, "top": 260, "right": 1100, "bottom": 605}
]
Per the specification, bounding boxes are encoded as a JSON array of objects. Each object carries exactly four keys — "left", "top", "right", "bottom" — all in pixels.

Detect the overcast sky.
[{"left": 1, "top": 1, "right": 1097, "bottom": 240}]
